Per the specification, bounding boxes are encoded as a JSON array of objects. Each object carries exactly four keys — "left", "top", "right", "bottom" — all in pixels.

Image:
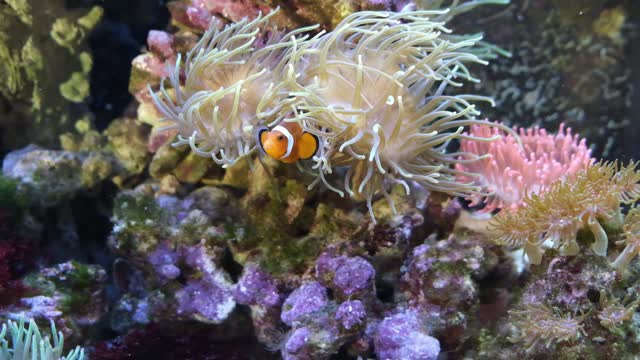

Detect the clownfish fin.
[
  {"left": 257, "top": 126, "right": 269, "bottom": 154},
  {"left": 298, "top": 132, "right": 319, "bottom": 160}
]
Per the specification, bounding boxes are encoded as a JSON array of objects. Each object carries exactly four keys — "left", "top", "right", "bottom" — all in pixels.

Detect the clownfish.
[{"left": 258, "top": 121, "right": 319, "bottom": 163}]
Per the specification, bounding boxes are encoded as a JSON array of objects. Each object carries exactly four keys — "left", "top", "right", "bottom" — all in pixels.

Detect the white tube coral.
[
  {"left": 149, "top": 10, "right": 316, "bottom": 167},
  {"left": 284, "top": 10, "right": 510, "bottom": 219}
]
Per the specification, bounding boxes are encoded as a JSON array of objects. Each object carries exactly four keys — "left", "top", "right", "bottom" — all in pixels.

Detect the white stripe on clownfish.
[{"left": 272, "top": 125, "right": 294, "bottom": 159}]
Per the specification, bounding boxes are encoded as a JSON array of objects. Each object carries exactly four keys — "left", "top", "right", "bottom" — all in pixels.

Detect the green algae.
[
  {"left": 60, "top": 72, "right": 90, "bottom": 103},
  {"left": 105, "top": 118, "right": 151, "bottom": 174},
  {"left": 77, "top": 6, "right": 104, "bottom": 30},
  {"left": 0, "top": 175, "right": 28, "bottom": 218},
  {"left": 51, "top": 17, "right": 81, "bottom": 52},
  {"left": 0, "top": 0, "right": 102, "bottom": 150},
  {"left": 20, "top": 36, "right": 42, "bottom": 81},
  {"left": 113, "top": 192, "right": 166, "bottom": 228},
  {"left": 4, "top": 0, "right": 31, "bottom": 25}
]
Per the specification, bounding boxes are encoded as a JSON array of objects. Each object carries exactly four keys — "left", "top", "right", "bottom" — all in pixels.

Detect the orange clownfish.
[{"left": 258, "top": 122, "right": 319, "bottom": 163}]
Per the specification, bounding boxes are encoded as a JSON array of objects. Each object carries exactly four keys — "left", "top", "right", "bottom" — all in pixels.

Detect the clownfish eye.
[{"left": 278, "top": 135, "right": 285, "bottom": 141}]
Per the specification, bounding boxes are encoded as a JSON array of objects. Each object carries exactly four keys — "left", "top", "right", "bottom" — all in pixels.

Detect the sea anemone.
[
  {"left": 455, "top": 123, "right": 593, "bottom": 212},
  {"left": 0, "top": 317, "right": 85, "bottom": 360},
  {"left": 149, "top": 10, "right": 316, "bottom": 167},
  {"left": 284, "top": 9, "right": 512, "bottom": 219},
  {"left": 491, "top": 161, "right": 640, "bottom": 264}
]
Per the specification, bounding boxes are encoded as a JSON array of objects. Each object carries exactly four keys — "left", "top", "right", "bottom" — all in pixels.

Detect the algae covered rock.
[
  {"left": 108, "top": 184, "right": 240, "bottom": 329},
  {"left": 2, "top": 144, "right": 115, "bottom": 206},
  {"left": 0, "top": 0, "right": 102, "bottom": 150},
  {"left": 0, "top": 260, "right": 108, "bottom": 345}
]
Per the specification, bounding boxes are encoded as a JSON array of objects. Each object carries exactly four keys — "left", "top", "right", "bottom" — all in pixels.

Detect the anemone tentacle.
[
  {"left": 149, "top": 10, "right": 317, "bottom": 167},
  {"left": 283, "top": 10, "right": 513, "bottom": 220}
]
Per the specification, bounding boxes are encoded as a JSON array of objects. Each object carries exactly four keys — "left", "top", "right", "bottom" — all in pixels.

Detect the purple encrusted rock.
[
  {"left": 374, "top": 310, "right": 440, "bottom": 360},
  {"left": 315, "top": 253, "right": 347, "bottom": 283},
  {"left": 182, "top": 242, "right": 214, "bottom": 274},
  {"left": 399, "top": 332, "right": 441, "bottom": 360},
  {"left": 175, "top": 274, "right": 235, "bottom": 323},
  {"left": 281, "top": 281, "right": 328, "bottom": 326},
  {"left": 148, "top": 243, "right": 180, "bottom": 282},
  {"left": 333, "top": 257, "right": 375, "bottom": 297},
  {"left": 234, "top": 265, "right": 280, "bottom": 308},
  {"left": 335, "top": 300, "right": 366, "bottom": 331},
  {"left": 285, "top": 327, "right": 311, "bottom": 354}
]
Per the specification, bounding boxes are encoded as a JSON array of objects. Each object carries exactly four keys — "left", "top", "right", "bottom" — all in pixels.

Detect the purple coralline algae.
[
  {"left": 335, "top": 300, "right": 366, "bottom": 331},
  {"left": 333, "top": 257, "right": 376, "bottom": 298},
  {"left": 148, "top": 242, "right": 180, "bottom": 282},
  {"left": 175, "top": 276, "right": 234, "bottom": 323},
  {"left": 175, "top": 243, "right": 235, "bottom": 323},
  {"left": 316, "top": 253, "right": 376, "bottom": 299},
  {"left": 285, "top": 326, "right": 312, "bottom": 354},
  {"left": 281, "top": 281, "right": 329, "bottom": 326},
  {"left": 234, "top": 264, "right": 281, "bottom": 308},
  {"left": 374, "top": 310, "right": 440, "bottom": 360}
]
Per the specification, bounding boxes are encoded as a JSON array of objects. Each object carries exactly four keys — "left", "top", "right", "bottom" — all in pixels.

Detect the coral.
[
  {"left": 508, "top": 304, "right": 586, "bottom": 355},
  {"left": 597, "top": 290, "right": 639, "bottom": 337},
  {"left": 486, "top": 253, "right": 639, "bottom": 358},
  {"left": 0, "top": 317, "right": 85, "bottom": 360},
  {"left": 0, "top": 1, "right": 102, "bottom": 150},
  {"left": 491, "top": 161, "right": 640, "bottom": 264},
  {"left": 286, "top": 9, "right": 512, "bottom": 220},
  {"left": 612, "top": 205, "right": 640, "bottom": 272},
  {"left": 373, "top": 310, "right": 441, "bottom": 360},
  {"left": 284, "top": 326, "right": 312, "bottom": 358},
  {"left": 456, "top": 122, "right": 593, "bottom": 212},
  {"left": 166, "top": 0, "right": 272, "bottom": 31},
  {"left": 233, "top": 264, "right": 282, "bottom": 344}
]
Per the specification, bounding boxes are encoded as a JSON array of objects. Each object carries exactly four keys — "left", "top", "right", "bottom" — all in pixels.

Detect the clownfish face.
[
  {"left": 259, "top": 125, "right": 291, "bottom": 159},
  {"left": 258, "top": 123, "right": 319, "bottom": 163}
]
